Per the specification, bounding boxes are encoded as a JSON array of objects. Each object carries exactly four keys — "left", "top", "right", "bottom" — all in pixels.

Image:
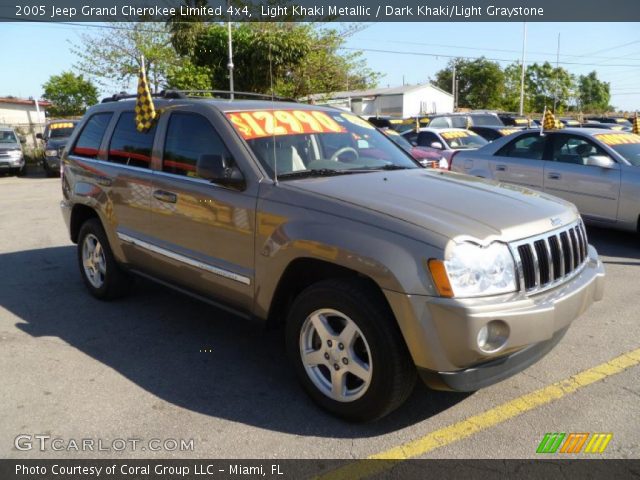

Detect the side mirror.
[
  {"left": 197, "top": 154, "right": 245, "bottom": 189},
  {"left": 19, "top": 136, "right": 26, "bottom": 144},
  {"left": 585, "top": 155, "right": 615, "bottom": 169},
  {"left": 431, "top": 141, "right": 444, "bottom": 150},
  {"left": 36, "top": 133, "right": 43, "bottom": 140}
]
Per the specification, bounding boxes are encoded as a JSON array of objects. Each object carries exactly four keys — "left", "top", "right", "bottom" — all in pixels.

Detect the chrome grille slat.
[
  {"left": 509, "top": 220, "right": 589, "bottom": 295},
  {"left": 542, "top": 238, "right": 554, "bottom": 284}
]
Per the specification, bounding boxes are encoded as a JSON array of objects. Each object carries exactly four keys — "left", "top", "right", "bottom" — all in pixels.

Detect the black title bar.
[{"left": 2, "top": 0, "right": 640, "bottom": 22}]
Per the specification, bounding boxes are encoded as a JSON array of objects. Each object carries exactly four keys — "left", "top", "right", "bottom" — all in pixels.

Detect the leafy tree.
[
  {"left": 524, "top": 62, "right": 575, "bottom": 113},
  {"left": 577, "top": 71, "right": 611, "bottom": 113},
  {"left": 41, "top": 71, "right": 98, "bottom": 117},
  {"left": 174, "top": 22, "right": 378, "bottom": 97},
  {"left": 166, "top": 58, "right": 212, "bottom": 91},
  {"left": 71, "top": 22, "right": 179, "bottom": 93},
  {"left": 433, "top": 58, "right": 505, "bottom": 110}
]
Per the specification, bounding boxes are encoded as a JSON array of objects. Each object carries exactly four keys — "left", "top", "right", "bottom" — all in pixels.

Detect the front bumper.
[
  {"left": 0, "top": 156, "right": 24, "bottom": 169},
  {"left": 43, "top": 155, "right": 60, "bottom": 170},
  {"left": 384, "top": 245, "right": 605, "bottom": 391}
]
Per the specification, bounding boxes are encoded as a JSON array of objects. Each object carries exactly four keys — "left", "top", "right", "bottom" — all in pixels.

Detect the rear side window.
[
  {"left": 163, "top": 113, "right": 232, "bottom": 178},
  {"left": 497, "top": 133, "right": 546, "bottom": 160},
  {"left": 72, "top": 113, "right": 112, "bottom": 158},
  {"left": 108, "top": 112, "right": 156, "bottom": 169},
  {"left": 417, "top": 131, "right": 441, "bottom": 147}
]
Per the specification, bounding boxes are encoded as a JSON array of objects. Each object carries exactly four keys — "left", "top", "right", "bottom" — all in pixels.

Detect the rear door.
[
  {"left": 488, "top": 132, "right": 548, "bottom": 189},
  {"left": 146, "top": 109, "right": 257, "bottom": 313},
  {"left": 543, "top": 133, "right": 621, "bottom": 222},
  {"left": 68, "top": 111, "right": 157, "bottom": 265}
]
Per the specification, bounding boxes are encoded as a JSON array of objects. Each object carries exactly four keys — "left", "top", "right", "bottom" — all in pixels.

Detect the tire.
[
  {"left": 77, "top": 218, "right": 131, "bottom": 300},
  {"left": 286, "top": 278, "right": 416, "bottom": 422}
]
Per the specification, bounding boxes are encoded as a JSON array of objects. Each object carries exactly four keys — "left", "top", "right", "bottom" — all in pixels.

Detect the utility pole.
[
  {"left": 553, "top": 33, "right": 561, "bottom": 113},
  {"left": 519, "top": 22, "right": 527, "bottom": 116},
  {"left": 452, "top": 62, "right": 456, "bottom": 111},
  {"left": 227, "top": 1, "right": 234, "bottom": 99}
]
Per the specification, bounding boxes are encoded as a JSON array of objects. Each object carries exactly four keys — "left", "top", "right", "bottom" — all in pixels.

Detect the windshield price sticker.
[
  {"left": 499, "top": 129, "right": 520, "bottom": 136},
  {"left": 595, "top": 133, "right": 640, "bottom": 146},
  {"left": 441, "top": 131, "right": 471, "bottom": 139},
  {"left": 340, "top": 113, "right": 376, "bottom": 129},
  {"left": 226, "top": 110, "right": 346, "bottom": 140},
  {"left": 514, "top": 118, "right": 528, "bottom": 125},
  {"left": 50, "top": 122, "right": 74, "bottom": 129}
]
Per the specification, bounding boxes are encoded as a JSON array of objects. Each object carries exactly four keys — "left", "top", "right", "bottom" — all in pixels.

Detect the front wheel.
[{"left": 286, "top": 279, "right": 416, "bottom": 422}]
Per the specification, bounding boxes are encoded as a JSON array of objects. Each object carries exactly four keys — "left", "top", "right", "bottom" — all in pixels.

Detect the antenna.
[{"left": 269, "top": 42, "right": 278, "bottom": 185}]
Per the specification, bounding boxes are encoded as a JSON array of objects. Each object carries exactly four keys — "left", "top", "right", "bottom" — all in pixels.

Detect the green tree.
[
  {"left": 71, "top": 22, "right": 179, "bottom": 93},
  {"left": 173, "top": 22, "right": 378, "bottom": 97},
  {"left": 433, "top": 58, "right": 505, "bottom": 110},
  {"left": 41, "top": 71, "right": 98, "bottom": 117},
  {"left": 525, "top": 62, "right": 575, "bottom": 113},
  {"left": 577, "top": 71, "right": 611, "bottom": 113}
]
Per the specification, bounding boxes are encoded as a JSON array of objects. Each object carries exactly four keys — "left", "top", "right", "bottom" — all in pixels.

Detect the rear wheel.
[
  {"left": 77, "top": 218, "right": 131, "bottom": 300},
  {"left": 286, "top": 279, "right": 416, "bottom": 422}
]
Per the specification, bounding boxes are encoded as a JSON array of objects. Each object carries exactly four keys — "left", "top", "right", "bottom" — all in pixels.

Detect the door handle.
[
  {"left": 153, "top": 190, "right": 177, "bottom": 203},
  {"left": 547, "top": 173, "right": 561, "bottom": 180},
  {"left": 96, "top": 176, "right": 112, "bottom": 187},
  {"left": 495, "top": 165, "right": 507, "bottom": 172}
]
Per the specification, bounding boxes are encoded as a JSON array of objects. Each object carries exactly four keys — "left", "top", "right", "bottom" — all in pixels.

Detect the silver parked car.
[
  {"left": 0, "top": 126, "right": 26, "bottom": 176},
  {"left": 451, "top": 128, "right": 640, "bottom": 232}
]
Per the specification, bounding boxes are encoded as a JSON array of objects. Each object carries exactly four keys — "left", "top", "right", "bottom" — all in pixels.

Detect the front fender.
[{"left": 253, "top": 204, "right": 442, "bottom": 320}]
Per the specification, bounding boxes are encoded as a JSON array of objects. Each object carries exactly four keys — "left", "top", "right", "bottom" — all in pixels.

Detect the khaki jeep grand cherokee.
[{"left": 61, "top": 92, "right": 605, "bottom": 421}]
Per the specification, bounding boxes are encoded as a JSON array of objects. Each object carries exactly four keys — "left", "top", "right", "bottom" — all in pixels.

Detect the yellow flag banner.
[
  {"left": 542, "top": 108, "right": 561, "bottom": 131},
  {"left": 135, "top": 57, "right": 156, "bottom": 132},
  {"left": 633, "top": 112, "right": 640, "bottom": 135}
]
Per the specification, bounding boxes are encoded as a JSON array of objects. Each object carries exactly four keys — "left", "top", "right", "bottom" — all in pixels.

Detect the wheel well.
[
  {"left": 70, "top": 204, "right": 99, "bottom": 243},
  {"left": 267, "top": 258, "right": 387, "bottom": 327}
]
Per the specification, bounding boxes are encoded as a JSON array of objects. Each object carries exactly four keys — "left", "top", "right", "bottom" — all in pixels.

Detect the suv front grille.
[{"left": 510, "top": 220, "right": 588, "bottom": 293}]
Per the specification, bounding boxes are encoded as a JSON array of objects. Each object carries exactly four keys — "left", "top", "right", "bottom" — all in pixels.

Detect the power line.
[
  {"left": 340, "top": 46, "right": 640, "bottom": 68},
  {"left": 357, "top": 38, "right": 640, "bottom": 63}
]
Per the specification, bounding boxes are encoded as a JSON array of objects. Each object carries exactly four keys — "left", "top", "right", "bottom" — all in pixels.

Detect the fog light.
[{"left": 477, "top": 320, "right": 509, "bottom": 353}]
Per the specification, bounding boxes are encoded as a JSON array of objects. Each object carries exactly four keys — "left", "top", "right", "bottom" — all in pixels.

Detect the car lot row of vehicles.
[{"left": 59, "top": 91, "right": 606, "bottom": 422}]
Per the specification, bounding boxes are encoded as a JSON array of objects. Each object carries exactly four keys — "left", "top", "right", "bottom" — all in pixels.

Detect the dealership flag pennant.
[
  {"left": 542, "top": 107, "right": 561, "bottom": 132},
  {"left": 633, "top": 112, "right": 640, "bottom": 135},
  {"left": 135, "top": 56, "right": 157, "bottom": 132}
]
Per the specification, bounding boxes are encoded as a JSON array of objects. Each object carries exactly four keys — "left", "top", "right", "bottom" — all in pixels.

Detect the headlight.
[
  {"left": 429, "top": 242, "right": 517, "bottom": 298},
  {"left": 45, "top": 149, "right": 58, "bottom": 157},
  {"left": 7, "top": 149, "right": 22, "bottom": 157}
]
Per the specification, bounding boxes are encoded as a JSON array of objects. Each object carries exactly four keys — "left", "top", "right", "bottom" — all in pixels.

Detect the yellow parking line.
[{"left": 317, "top": 347, "right": 640, "bottom": 480}]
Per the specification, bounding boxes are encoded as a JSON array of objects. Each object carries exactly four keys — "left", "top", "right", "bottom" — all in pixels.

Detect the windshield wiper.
[{"left": 276, "top": 168, "right": 357, "bottom": 180}]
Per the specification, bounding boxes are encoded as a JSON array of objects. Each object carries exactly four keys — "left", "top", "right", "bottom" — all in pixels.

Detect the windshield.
[
  {"left": 440, "top": 130, "right": 488, "bottom": 150},
  {"left": 595, "top": 133, "right": 640, "bottom": 166},
  {"left": 225, "top": 109, "right": 419, "bottom": 178},
  {"left": 47, "top": 122, "right": 77, "bottom": 139},
  {"left": 382, "top": 129, "right": 413, "bottom": 151},
  {"left": 0, "top": 130, "right": 18, "bottom": 144}
]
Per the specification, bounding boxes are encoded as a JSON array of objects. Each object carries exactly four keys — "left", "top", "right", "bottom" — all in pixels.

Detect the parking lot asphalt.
[{"left": 1, "top": 172, "right": 638, "bottom": 461}]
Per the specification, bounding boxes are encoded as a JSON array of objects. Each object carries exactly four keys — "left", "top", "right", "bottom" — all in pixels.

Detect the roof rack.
[{"left": 101, "top": 89, "right": 297, "bottom": 103}]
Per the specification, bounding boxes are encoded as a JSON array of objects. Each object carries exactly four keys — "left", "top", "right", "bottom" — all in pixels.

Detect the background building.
[
  {"left": 0, "top": 97, "right": 50, "bottom": 146},
  {"left": 308, "top": 83, "right": 454, "bottom": 117}
]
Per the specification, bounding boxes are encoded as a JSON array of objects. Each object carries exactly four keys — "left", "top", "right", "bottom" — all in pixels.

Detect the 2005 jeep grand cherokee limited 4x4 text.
[{"left": 60, "top": 92, "right": 605, "bottom": 421}]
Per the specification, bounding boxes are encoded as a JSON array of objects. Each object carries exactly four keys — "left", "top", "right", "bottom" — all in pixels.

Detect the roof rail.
[
  {"left": 101, "top": 90, "right": 186, "bottom": 103},
  {"left": 171, "top": 90, "right": 297, "bottom": 102},
  {"left": 100, "top": 89, "right": 297, "bottom": 103}
]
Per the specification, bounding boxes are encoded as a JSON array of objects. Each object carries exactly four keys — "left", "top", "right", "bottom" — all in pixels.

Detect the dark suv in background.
[{"left": 37, "top": 120, "right": 79, "bottom": 176}]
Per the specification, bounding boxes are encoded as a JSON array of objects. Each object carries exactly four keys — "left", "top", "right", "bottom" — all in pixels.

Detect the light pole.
[
  {"left": 519, "top": 22, "right": 527, "bottom": 116},
  {"left": 227, "top": 1, "right": 234, "bottom": 99}
]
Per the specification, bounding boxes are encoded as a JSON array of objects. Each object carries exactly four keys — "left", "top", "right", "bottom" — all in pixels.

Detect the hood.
[
  {"left": 45, "top": 138, "right": 70, "bottom": 149},
  {"left": 285, "top": 169, "right": 579, "bottom": 243},
  {"left": 0, "top": 142, "right": 21, "bottom": 152}
]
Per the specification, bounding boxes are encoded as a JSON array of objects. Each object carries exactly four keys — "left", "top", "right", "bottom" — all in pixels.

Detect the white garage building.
[{"left": 308, "top": 83, "right": 454, "bottom": 117}]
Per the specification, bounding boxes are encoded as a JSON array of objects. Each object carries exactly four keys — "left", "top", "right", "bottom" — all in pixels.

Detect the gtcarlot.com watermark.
[{"left": 14, "top": 435, "right": 194, "bottom": 453}]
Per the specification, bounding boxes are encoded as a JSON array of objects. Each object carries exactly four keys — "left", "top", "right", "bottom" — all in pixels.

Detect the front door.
[
  {"left": 146, "top": 111, "right": 256, "bottom": 312},
  {"left": 543, "top": 133, "right": 621, "bottom": 223}
]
